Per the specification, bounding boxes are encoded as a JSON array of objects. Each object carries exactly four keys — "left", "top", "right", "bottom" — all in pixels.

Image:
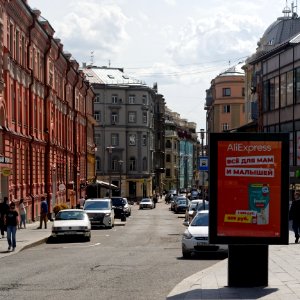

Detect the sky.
[{"left": 28, "top": 0, "right": 289, "bottom": 131}]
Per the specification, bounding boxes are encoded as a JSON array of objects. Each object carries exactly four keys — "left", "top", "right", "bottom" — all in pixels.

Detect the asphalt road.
[{"left": 0, "top": 201, "right": 225, "bottom": 300}]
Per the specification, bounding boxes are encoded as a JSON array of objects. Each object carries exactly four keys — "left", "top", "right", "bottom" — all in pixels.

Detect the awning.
[{"left": 96, "top": 180, "right": 118, "bottom": 189}]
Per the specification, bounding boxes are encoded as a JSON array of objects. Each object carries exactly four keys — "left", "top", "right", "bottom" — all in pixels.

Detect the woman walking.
[
  {"left": 5, "top": 202, "right": 19, "bottom": 251},
  {"left": 19, "top": 199, "right": 26, "bottom": 229}
]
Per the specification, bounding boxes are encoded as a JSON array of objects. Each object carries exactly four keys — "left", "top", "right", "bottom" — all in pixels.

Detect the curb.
[{"left": 20, "top": 236, "right": 50, "bottom": 252}]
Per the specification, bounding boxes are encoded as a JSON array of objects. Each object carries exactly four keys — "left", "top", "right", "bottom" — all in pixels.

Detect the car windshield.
[
  {"left": 141, "top": 199, "right": 150, "bottom": 203},
  {"left": 112, "top": 198, "right": 125, "bottom": 206},
  {"left": 191, "top": 213, "right": 209, "bottom": 226},
  {"left": 56, "top": 211, "right": 85, "bottom": 220},
  {"left": 197, "top": 202, "right": 209, "bottom": 211},
  {"left": 84, "top": 201, "right": 110, "bottom": 210},
  {"left": 178, "top": 200, "right": 187, "bottom": 205}
]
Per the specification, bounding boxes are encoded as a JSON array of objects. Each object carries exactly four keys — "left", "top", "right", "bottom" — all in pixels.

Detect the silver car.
[
  {"left": 123, "top": 198, "right": 131, "bottom": 216},
  {"left": 83, "top": 198, "right": 115, "bottom": 229}
]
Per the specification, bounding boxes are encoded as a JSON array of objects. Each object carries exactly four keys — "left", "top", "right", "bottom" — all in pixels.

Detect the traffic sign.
[{"left": 199, "top": 156, "right": 208, "bottom": 171}]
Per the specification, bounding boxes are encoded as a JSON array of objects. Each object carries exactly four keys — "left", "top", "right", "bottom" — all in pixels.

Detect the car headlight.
[
  {"left": 105, "top": 213, "right": 111, "bottom": 217},
  {"left": 183, "top": 230, "right": 193, "bottom": 239}
]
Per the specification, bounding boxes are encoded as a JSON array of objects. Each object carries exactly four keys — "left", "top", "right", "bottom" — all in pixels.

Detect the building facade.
[
  {"left": 0, "top": 1, "right": 94, "bottom": 221},
  {"left": 82, "top": 66, "right": 164, "bottom": 202},
  {"left": 205, "top": 63, "right": 246, "bottom": 133}
]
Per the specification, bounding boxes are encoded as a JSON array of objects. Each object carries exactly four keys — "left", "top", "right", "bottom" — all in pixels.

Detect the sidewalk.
[
  {"left": 167, "top": 228, "right": 300, "bottom": 300},
  {"left": 0, "top": 221, "right": 52, "bottom": 259}
]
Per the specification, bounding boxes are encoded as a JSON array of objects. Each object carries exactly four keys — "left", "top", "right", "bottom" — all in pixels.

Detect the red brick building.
[{"left": 0, "top": 1, "right": 95, "bottom": 221}]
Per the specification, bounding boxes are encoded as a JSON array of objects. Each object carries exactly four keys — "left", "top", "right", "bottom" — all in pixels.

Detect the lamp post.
[
  {"left": 118, "top": 160, "right": 123, "bottom": 197},
  {"left": 200, "top": 129, "right": 205, "bottom": 207},
  {"left": 106, "top": 146, "right": 115, "bottom": 198}
]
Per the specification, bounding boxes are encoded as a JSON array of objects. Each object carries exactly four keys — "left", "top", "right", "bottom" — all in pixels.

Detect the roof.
[
  {"left": 82, "top": 66, "right": 147, "bottom": 87},
  {"left": 219, "top": 62, "right": 245, "bottom": 77}
]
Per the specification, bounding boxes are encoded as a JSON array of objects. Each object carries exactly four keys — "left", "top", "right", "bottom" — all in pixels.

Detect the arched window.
[
  {"left": 142, "top": 157, "right": 147, "bottom": 171},
  {"left": 129, "top": 157, "right": 136, "bottom": 171}
]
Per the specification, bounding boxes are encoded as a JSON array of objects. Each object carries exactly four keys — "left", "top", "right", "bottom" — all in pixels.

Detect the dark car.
[
  {"left": 111, "top": 197, "right": 127, "bottom": 221},
  {"left": 174, "top": 198, "right": 189, "bottom": 214}
]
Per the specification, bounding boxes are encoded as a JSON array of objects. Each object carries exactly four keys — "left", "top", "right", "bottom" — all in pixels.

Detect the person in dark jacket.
[
  {"left": 0, "top": 197, "right": 9, "bottom": 238},
  {"left": 290, "top": 191, "right": 300, "bottom": 243}
]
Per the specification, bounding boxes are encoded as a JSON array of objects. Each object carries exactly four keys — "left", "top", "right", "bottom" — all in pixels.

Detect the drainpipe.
[
  {"left": 44, "top": 36, "right": 52, "bottom": 211},
  {"left": 28, "top": 15, "right": 35, "bottom": 221}
]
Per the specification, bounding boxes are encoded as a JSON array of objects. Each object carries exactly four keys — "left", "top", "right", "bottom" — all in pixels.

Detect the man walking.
[
  {"left": 5, "top": 202, "right": 19, "bottom": 251},
  {"left": 38, "top": 197, "right": 48, "bottom": 229},
  {"left": 290, "top": 191, "right": 300, "bottom": 243},
  {"left": 0, "top": 197, "right": 9, "bottom": 238}
]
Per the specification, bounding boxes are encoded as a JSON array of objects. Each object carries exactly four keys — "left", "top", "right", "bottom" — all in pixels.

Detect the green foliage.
[{"left": 53, "top": 203, "right": 69, "bottom": 215}]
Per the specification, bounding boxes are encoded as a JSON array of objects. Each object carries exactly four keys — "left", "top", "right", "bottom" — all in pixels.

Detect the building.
[
  {"left": 0, "top": 1, "right": 94, "bottom": 221},
  {"left": 163, "top": 107, "right": 198, "bottom": 193},
  {"left": 244, "top": 4, "right": 300, "bottom": 189},
  {"left": 82, "top": 65, "right": 164, "bottom": 202},
  {"left": 205, "top": 63, "right": 246, "bottom": 133}
]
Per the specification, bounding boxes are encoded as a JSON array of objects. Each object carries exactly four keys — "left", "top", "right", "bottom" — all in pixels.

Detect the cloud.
[{"left": 53, "top": 0, "right": 129, "bottom": 63}]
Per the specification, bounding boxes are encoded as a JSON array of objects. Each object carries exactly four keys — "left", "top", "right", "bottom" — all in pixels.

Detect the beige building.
[{"left": 205, "top": 64, "right": 246, "bottom": 133}]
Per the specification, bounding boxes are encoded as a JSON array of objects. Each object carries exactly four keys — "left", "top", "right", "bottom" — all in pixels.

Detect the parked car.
[
  {"left": 139, "top": 198, "right": 154, "bottom": 209},
  {"left": 111, "top": 197, "right": 127, "bottom": 221},
  {"left": 51, "top": 209, "right": 91, "bottom": 241},
  {"left": 122, "top": 198, "right": 131, "bottom": 217},
  {"left": 174, "top": 198, "right": 189, "bottom": 214},
  {"left": 171, "top": 195, "right": 187, "bottom": 211},
  {"left": 83, "top": 198, "right": 115, "bottom": 228},
  {"left": 186, "top": 200, "right": 209, "bottom": 225},
  {"left": 182, "top": 210, "right": 227, "bottom": 258}
]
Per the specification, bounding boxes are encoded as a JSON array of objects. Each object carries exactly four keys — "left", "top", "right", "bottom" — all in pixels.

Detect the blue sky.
[{"left": 28, "top": 0, "right": 288, "bottom": 131}]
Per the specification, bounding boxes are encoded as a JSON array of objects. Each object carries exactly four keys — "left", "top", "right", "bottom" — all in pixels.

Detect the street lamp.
[
  {"left": 118, "top": 160, "right": 123, "bottom": 197},
  {"left": 200, "top": 129, "right": 205, "bottom": 207},
  {"left": 106, "top": 146, "right": 115, "bottom": 198}
]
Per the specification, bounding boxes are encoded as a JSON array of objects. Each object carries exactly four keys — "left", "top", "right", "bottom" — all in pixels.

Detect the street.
[{"left": 0, "top": 201, "right": 224, "bottom": 300}]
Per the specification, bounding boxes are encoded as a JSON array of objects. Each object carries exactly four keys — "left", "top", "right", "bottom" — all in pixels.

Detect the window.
[
  {"left": 223, "top": 88, "right": 231, "bottom": 96},
  {"left": 128, "top": 95, "right": 135, "bottom": 104},
  {"left": 143, "top": 112, "right": 147, "bottom": 123},
  {"left": 128, "top": 111, "right": 136, "bottom": 123},
  {"left": 111, "top": 133, "right": 119, "bottom": 146},
  {"left": 111, "top": 112, "right": 118, "bottom": 124},
  {"left": 223, "top": 105, "right": 230, "bottom": 113},
  {"left": 112, "top": 156, "right": 119, "bottom": 171},
  {"left": 129, "top": 157, "right": 136, "bottom": 171},
  {"left": 96, "top": 156, "right": 101, "bottom": 171},
  {"left": 142, "top": 157, "right": 147, "bottom": 171},
  {"left": 287, "top": 70, "right": 293, "bottom": 106},
  {"left": 112, "top": 95, "right": 118, "bottom": 104},
  {"left": 222, "top": 123, "right": 229, "bottom": 131},
  {"left": 94, "top": 134, "right": 101, "bottom": 145},
  {"left": 242, "top": 87, "right": 245, "bottom": 97},
  {"left": 263, "top": 80, "right": 270, "bottom": 112},
  {"left": 142, "top": 135, "right": 147, "bottom": 146},
  {"left": 129, "top": 134, "right": 136, "bottom": 145},
  {"left": 274, "top": 76, "right": 279, "bottom": 109},
  {"left": 166, "top": 140, "right": 171, "bottom": 148},
  {"left": 94, "top": 94, "right": 100, "bottom": 103},
  {"left": 142, "top": 95, "right": 147, "bottom": 105},
  {"left": 94, "top": 111, "right": 101, "bottom": 121},
  {"left": 269, "top": 78, "right": 275, "bottom": 110},
  {"left": 166, "top": 154, "right": 171, "bottom": 163},
  {"left": 281, "top": 73, "right": 287, "bottom": 107},
  {"left": 166, "top": 169, "right": 171, "bottom": 177}
]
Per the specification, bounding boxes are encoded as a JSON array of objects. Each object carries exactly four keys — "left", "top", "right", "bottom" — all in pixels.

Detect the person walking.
[
  {"left": 18, "top": 198, "right": 26, "bottom": 229},
  {"left": 5, "top": 202, "right": 19, "bottom": 251},
  {"left": 0, "top": 197, "right": 9, "bottom": 238},
  {"left": 289, "top": 191, "right": 300, "bottom": 243},
  {"left": 38, "top": 197, "right": 48, "bottom": 229}
]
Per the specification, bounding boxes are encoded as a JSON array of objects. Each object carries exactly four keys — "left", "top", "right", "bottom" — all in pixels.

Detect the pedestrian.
[
  {"left": 0, "top": 197, "right": 9, "bottom": 238},
  {"left": 19, "top": 198, "right": 26, "bottom": 229},
  {"left": 5, "top": 202, "right": 19, "bottom": 251},
  {"left": 38, "top": 197, "right": 48, "bottom": 229},
  {"left": 289, "top": 191, "right": 300, "bottom": 243}
]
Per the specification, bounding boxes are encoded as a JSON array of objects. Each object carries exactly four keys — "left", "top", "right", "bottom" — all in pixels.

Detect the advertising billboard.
[{"left": 209, "top": 133, "right": 289, "bottom": 245}]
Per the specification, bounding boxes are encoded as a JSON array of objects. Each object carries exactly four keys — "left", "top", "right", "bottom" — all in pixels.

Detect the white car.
[
  {"left": 139, "top": 198, "right": 154, "bottom": 209},
  {"left": 84, "top": 198, "right": 115, "bottom": 228},
  {"left": 51, "top": 209, "right": 91, "bottom": 241},
  {"left": 182, "top": 210, "right": 227, "bottom": 258},
  {"left": 183, "top": 200, "right": 209, "bottom": 226},
  {"left": 123, "top": 198, "right": 131, "bottom": 216}
]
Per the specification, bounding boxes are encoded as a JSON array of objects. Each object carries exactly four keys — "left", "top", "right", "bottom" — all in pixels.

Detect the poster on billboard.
[{"left": 209, "top": 133, "right": 289, "bottom": 245}]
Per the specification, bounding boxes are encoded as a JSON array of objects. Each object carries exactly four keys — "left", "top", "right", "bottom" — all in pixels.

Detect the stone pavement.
[
  {"left": 0, "top": 220, "right": 51, "bottom": 259},
  {"left": 167, "top": 228, "right": 300, "bottom": 300}
]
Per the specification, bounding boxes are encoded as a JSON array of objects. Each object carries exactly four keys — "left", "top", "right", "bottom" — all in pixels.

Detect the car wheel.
[
  {"left": 182, "top": 250, "right": 191, "bottom": 259},
  {"left": 121, "top": 215, "right": 126, "bottom": 222},
  {"left": 85, "top": 234, "right": 91, "bottom": 242}
]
